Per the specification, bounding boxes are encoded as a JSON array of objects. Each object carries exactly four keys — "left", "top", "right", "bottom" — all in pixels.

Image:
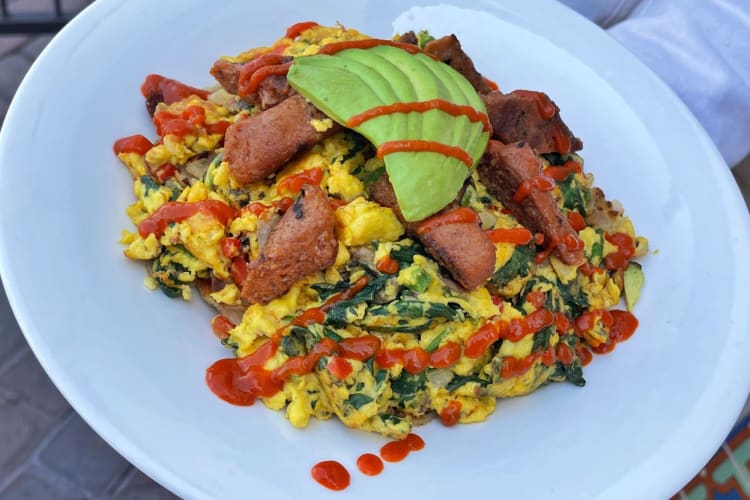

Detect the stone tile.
[
  {"left": 38, "top": 413, "right": 131, "bottom": 496},
  {"left": 113, "top": 468, "right": 178, "bottom": 500},
  {"left": 0, "top": 349, "right": 70, "bottom": 417},
  {"left": 0, "top": 284, "right": 26, "bottom": 364},
  {"left": 0, "top": 36, "right": 29, "bottom": 59},
  {"left": 19, "top": 34, "right": 54, "bottom": 61},
  {"left": 6, "top": 0, "right": 59, "bottom": 15},
  {"left": 0, "top": 95, "right": 9, "bottom": 128},
  {"left": 6, "top": 0, "right": 90, "bottom": 15},
  {"left": 0, "top": 400, "right": 37, "bottom": 479},
  {"left": 732, "top": 153, "right": 750, "bottom": 208},
  {"left": 0, "top": 464, "right": 87, "bottom": 500},
  {"left": 61, "top": 0, "right": 92, "bottom": 14},
  {"left": 0, "top": 55, "right": 32, "bottom": 100},
  {"left": 0, "top": 396, "right": 58, "bottom": 482}
]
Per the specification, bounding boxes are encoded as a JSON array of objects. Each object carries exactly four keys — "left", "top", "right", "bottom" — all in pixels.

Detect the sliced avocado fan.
[{"left": 287, "top": 44, "right": 490, "bottom": 222}]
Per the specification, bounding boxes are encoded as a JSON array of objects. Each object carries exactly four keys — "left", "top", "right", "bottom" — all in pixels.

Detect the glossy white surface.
[{"left": 1, "top": 1, "right": 749, "bottom": 499}]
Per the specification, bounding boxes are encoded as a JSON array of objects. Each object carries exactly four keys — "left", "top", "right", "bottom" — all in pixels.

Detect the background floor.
[{"left": 0, "top": 3, "right": 749, "bottom": 499}]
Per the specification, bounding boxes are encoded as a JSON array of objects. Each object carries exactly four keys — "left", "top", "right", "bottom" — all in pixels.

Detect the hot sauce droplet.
[
  {"left": 380, "top": 433, "right": 425, "bottom": 462},
  {"left": 375, "top": 254, "right": 400, "bottom": 274},
  {"left": 405, "top": 433, "right": 425, "bottom": 451},
  {"left": 439, "top": 400, "right": 462, "bottom": 427},
  {"left": 205, "top": 359, "right": 256, "bottom": 406},
  {"left": 285, "top": 21, "right": 319, "bottom": 39},
  {"left": 511, "top": 90, "right": 556, "bottom": 120},
  {"left": 609, "top": 310, "right": 639, "bottom": 342},
  {"left": 380, "top": 439, "right": 411, "bottom": 463},
  {"left": 357, "top": 453, "right": 384, "bottom": 476},
  {"left": 311, "top": 460, "right": 350, "bottom": 491}
]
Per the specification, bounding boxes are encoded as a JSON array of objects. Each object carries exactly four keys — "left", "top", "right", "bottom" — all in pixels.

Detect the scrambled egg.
[
  {"left": 335, "top": 198, "right": 404, "bottom": 246},
  {"left": 117, "top": 25, "right": 648, "bottom": 439}
]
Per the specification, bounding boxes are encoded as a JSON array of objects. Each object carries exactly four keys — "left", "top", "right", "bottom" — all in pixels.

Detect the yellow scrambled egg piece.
[
  {"left": 177, "top": 212, "right": 230, "bottom": 280},
  {"left": 209, "top": 284, "right": 242, "bottom": 306},
  {"left": 584, "top": 270, "right": 621, "bottom": 310},
  {"left": 124, "top": 233, "right": 161, "bottom": 260},
  {"left": 335, "top": 197, "right": 404, "bottom": 246},
  {"left": 117, "top": 152, "right": 148, "bottom": 178},
  {"left": 230, "top": 282, "right": 320, "bottom": 355}
]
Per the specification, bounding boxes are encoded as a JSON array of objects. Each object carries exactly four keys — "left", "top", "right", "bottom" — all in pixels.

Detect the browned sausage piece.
[
  {"left": 368, "top": 174, "right": 417, "bottom": 233},
  {"left": 477, "top": 140, "right": 584, "bottom": 265},
  {"left": 396, "top": 31, "right": 418, "bottom": 45},
  {"left": 210, "top": 58, "right": 296, "bottom": 110},
  {"left": 241, "top": 185, "right": 338, "bottom": 304},
  {"left": 224, "top": 94, "right": 341, "bottom": 185},
  {"left": 424, "top": 35, "right": 492, "bottom": 94},
  {"left": 368, "top": 174, "right": 495, "bottom": 290},
  {"left": 419, "top": 221, "right": 496, "bottom": 290},
  {"left": 210, "top": 59, "right": 242, "bottom": 95},
  {"left": 481, "top": 91, "right": 583, "bottom": 155}
]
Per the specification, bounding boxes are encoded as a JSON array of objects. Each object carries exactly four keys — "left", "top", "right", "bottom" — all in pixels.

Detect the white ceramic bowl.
[{"left": 1, "top": 1, "right": 749, "bottom": 498}]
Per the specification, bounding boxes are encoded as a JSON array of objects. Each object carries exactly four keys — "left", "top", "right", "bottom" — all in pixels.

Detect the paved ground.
[{"left": 1, "top": 3, "right": 749, "bottom": 500}]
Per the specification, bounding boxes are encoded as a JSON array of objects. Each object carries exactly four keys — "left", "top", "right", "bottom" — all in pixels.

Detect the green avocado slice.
[
  {"left": 373, "top": 48, "right": 464, "bottom": 221},
  {"left": 287, "top": 43, "right": 490, "bottom": 221},
  {"left": 334, "top": 49, "right": 412, "bottom": 141}
]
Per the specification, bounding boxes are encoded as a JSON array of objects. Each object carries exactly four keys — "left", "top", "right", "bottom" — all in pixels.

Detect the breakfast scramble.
[{"left": 115, "top": 22, "right": 647, "bottom": 440}]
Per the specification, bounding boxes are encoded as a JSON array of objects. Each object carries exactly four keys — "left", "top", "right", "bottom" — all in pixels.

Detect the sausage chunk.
[
  {"left": 368, "top": 174, "right": 417, "bottom": 233},
  {"left": 424, "top": 35, "right": 492, "bottom": 94},
  {"left": 477, "top": 140, "right": 584, "bottom": 265},
  {"left": 482, "top": 91, "right": 583, "bottom": 155},
  {"left": 210, "top": 59, "right": 242, "bottom": 95},
  {"left": 419, "top": 221, "right": 496, "bottom": 290},
  {"left": 396, "top": 31, "right": 418, "bottom": 45},
  {"left": 241, "top": 185, "right": 338, "bottom": 304},
  {"left": 368, "top": 174, "right": 495, "bottom": 290},
  {"left": 224, "top": 95, "right": 341, "bottom": 185},
  {"left": 210, "top": 58, "right": 296, "bottom": 110}
]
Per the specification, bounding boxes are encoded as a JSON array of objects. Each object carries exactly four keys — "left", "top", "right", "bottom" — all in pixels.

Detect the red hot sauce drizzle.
[
  {"left": 246, "top": 61, "right": 293, "bottom": 95},
  {"left": 237, "top": 54, "right": 294, "bottom": 97},
  {"left": 544, "top": 160, "right": 582, "bottom": 181},
  {"left": 483, "top": 76, "right": 500, "bottom": 92},
  {"left": 346, "top": 99, "right": 491, "bottom": 132},
  {"left": 377, "top": 140, "right": 474, "bottom": 168},
  {"left": 380, "top": 433, "right": 425, "bottom": 462},
  {"left": 513, "top": 174, "right": 556, "bottom": 202},
  {"left": 137, "top": 200, "right": 236, "bottom": 238},
  {"left": 140, "top": 74, "right": 209, "bottom": 104},
  {"left": 552, "top": 125, "right": 572, "bottom": 154},
  {"left": 113, "top": 134, "right": 153, "bottom": 155},
  {"left": 439, "top": 400, "right": 462, "bottom": 426},
  {"left": 318, "top": 38, "right": 424, "bottom": 56},
  {"left": 357, "top": 453, "right": 384, "bottom": 476},
  {"left": 510, "top": 90, "right": 556, "bottom": 120},
  {"left": 285, "top": 21, "right": 319, "bottom": 39},
  {"left": 485, "top": 227, "right": 533, "bottom": 245},
  {"left": 603, "top": 232, "right": 636, "bottom": 271},
  {"left": 416, "top": 207, "right": 481, "bottom": 236},
  {"left": 311, "top": 461, "right": 350, "bottom": 491}
]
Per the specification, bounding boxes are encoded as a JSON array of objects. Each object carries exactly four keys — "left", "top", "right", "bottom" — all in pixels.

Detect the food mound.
[{"left": 116, "top": 23, "right": 648, "bottom": 438}]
